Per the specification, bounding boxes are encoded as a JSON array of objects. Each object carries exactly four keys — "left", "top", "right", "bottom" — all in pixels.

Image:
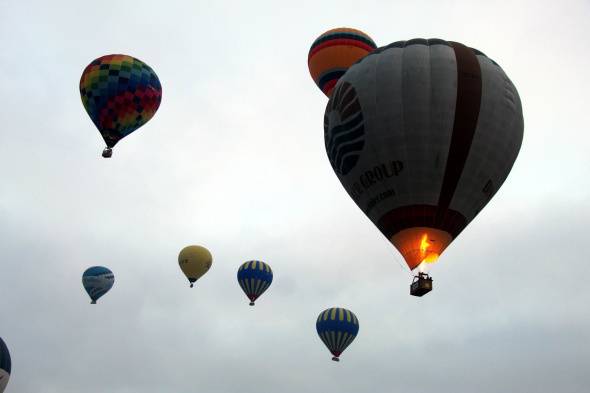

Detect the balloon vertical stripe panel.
[
  {"left": 323, "top": 39, "right": 523, "bottom": 271},
  {"left": 448, "top": 52, "right": 523, "bottom": 218},
  {"left": 0, "top": 337, "right": 10, "bottom": 393},
  {"left": 237, "top": 260, "right": 273, "bottom": 305}
]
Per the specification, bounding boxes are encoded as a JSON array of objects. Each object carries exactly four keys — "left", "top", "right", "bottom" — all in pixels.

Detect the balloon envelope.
[
  {"left": 323, "top": 39, "right": 523, "bottom": 271},
  {"left": 178, "top": 245, "right": 212, "bottom": 287},
  {"left": 82, "top": 266, "right": 115, "bottom": 304},
  {"left": 0, "top": 337, "right": 10, "bottom": 393},
  {"left": 316, "top": 307, "right": 359, "bottom": 361},
  {"left": 79, "top": 54, "right": 162, "bottom": 149},
  {"left": 237, "top": 260, "right": 273, "bottom": 305},
  {"left": 308, "top": 27, "right": 376, "bottom": 97}
]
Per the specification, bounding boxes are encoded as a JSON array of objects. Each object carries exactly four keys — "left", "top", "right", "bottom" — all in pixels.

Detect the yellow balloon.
[{"left": 178, "top": 245, "right": 212, "bottom": 288}]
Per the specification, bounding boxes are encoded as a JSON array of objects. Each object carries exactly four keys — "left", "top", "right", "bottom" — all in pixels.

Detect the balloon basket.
[
  {"left": 249, "top": 302, "right": 255, "bottom": 306},
  {"left": 102, "top": 147, "right": 113, "bottom": 158},
  {"left": 410, "top": 273, "right": 433, "bottom": 297},
  {"left": 91, "top": 300, "right": 96, "bottom": 304},
  {"left": 332, "top": 356, "right": 340, "bottom": 362}
]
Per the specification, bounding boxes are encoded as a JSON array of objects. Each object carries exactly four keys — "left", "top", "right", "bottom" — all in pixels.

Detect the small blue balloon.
[
  {"left": 82, "top": 266, "right": 114, "bottom": 304},
  {"left": 316, "top": 307, "right": 359, "bottom": 361},
  {"left": 237, "top": 260, "right": 273, "bottom": 306}
]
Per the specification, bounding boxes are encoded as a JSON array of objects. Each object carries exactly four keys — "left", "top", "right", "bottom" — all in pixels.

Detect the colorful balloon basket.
[{"left": 410, "top": 273, "right": 433, "bottom": 297}]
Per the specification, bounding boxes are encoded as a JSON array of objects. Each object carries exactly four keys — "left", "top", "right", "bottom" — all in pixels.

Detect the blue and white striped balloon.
[
  {"left": 0, "top": 337, "right": 10, "bottom": 393},
  {"left": 237, "top": 260, "right": 273, "bottom": 306},
  {"left": 82, "top": 266, "right": 114, "bottom": 304},
  {"left": 316, "top": 307, "right": 359, "bottom": 362}
]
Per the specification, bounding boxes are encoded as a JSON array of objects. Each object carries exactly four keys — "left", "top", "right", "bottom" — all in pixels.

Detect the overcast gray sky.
[{"left": 1, "top": 0, "right": 589, "bottom": 392}]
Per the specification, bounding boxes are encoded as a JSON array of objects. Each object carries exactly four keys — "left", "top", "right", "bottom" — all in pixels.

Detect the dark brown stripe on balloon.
[
  {"left": 435, "top": 42, "right": 482, "bottom": 227},
  {"left": 377, "top": 205, "right": 467, "bottom": 239}
]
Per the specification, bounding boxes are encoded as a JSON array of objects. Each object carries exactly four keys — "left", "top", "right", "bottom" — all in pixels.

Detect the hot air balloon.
[
  {"left": 178, "top": 245, "right": 212, "bottom": 288},
  {"left": 0, "top": 337, "right": 10, "bottom": 393},
  {"left": 323, "top": 39, "right": 523, "bottom": 296},
  {"left": 316, "top": 307, "right": 359, "bottom": 362},
  {"left": 79, "top": 54, "right": 162, "bottom": 157},
  {"left": 308, "top": 27, "right": 376, "bottom": 97},
  {"left": 82, "top": 266, "right": 115, "bottom": 304},
  {"left": 237, "top": 260, "right": 273, "bottom": 306}
]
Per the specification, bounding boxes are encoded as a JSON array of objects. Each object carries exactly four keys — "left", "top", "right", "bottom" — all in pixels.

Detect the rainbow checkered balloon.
[{"left": 80, "top": 54, "right": 162, "bottom": 149}]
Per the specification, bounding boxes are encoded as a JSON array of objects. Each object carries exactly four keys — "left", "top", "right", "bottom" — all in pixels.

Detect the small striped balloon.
[
  {"left": 316, "top": 307, "right": 359, "bottom": 361},
  {"left": 237, "top": 260, "right": 273, "bottom": 306},
  {"left": 308, "top": 27, "right": 376, "bottom": 97}
]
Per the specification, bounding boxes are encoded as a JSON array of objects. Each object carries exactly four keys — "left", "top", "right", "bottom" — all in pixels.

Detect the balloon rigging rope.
[{"left": 391, "top": 249, "right": 411, "bottom": 275}]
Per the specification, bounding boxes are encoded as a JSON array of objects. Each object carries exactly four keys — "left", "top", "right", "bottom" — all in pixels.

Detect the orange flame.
[
  {"left": 419, "top": 234, "right": 439, "bottom": 264},
  {"left": 420, "top": 234, "right": 429, "bottom": 255},
  {"left": 391, "top": 227, "right": 452, "bottom": 271}
]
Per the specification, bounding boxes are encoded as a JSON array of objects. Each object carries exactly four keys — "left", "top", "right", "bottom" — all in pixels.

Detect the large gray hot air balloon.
[
  {"left": 324, "top": 39, "right": 523, "bottom": 296},
  {"left": 0, "top": 337, "right": 10, "bottom": 393}
]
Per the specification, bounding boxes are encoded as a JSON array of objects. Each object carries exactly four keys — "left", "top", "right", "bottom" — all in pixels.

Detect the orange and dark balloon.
[{"left": 308, "top": 28, "right": 376, "bottom": 97}]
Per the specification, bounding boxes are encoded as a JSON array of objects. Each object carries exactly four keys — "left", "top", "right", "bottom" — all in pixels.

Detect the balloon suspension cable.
[
  {"left": 249, "top": 302, "right": 255, "bottom": 306},
  {"left": 332, "top": 356, "right": 340, "bottom": 362},
  {"left": 390, "top": 249, "right": 410, "bottom": 274}
]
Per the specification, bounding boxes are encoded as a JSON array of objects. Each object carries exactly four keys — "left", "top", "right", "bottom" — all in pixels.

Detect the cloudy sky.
[{"left": 1, "top": 0, "right": 589, "bottom": 392}]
